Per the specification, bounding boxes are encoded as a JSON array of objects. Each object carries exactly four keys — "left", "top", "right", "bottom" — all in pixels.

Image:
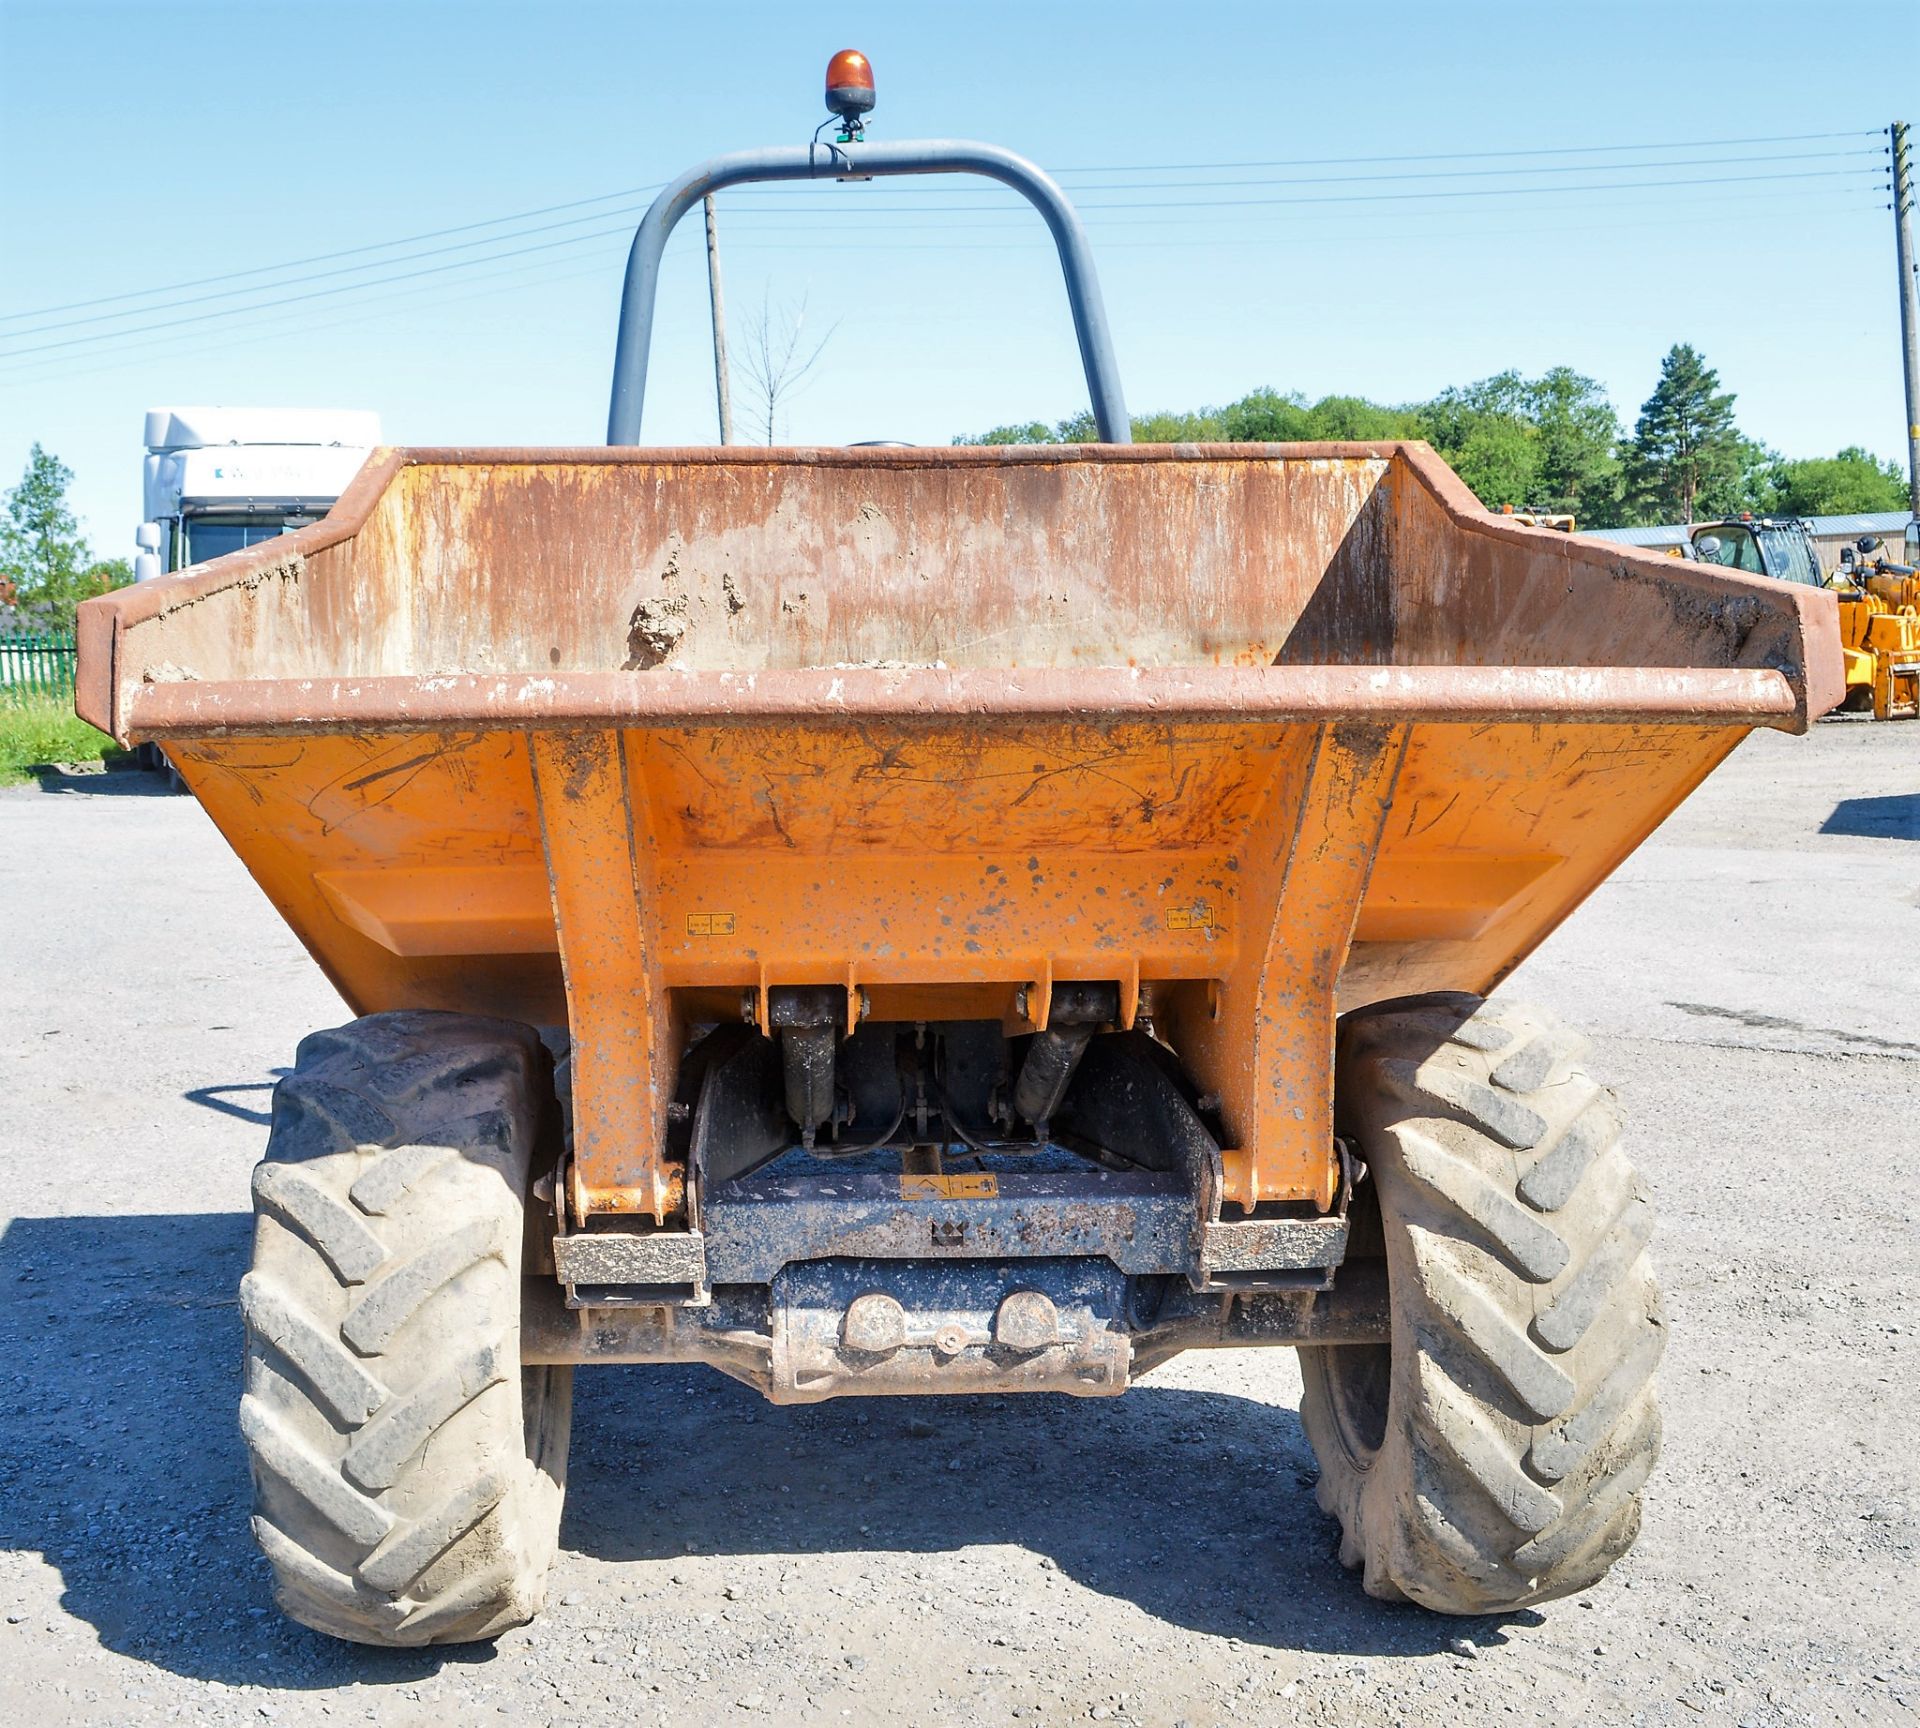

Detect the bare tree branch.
[{"left": 736, "top": 289, "right": 838, "bottom": 445}]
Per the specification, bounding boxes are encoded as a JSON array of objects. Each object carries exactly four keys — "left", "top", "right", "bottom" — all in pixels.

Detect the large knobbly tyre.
[
  {"left": 240, "top": 1011, "right": 572, "bottom": 1646},
  {"left": 1299, "top": 993, "right": 1663, "bottom": 1615}
]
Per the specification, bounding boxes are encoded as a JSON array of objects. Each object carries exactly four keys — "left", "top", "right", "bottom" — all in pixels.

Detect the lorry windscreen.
[{"left": 182, "top": 518, "right": 298, "bottom": 567}]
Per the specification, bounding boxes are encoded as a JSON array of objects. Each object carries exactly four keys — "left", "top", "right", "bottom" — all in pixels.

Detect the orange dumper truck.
[{"left": 77, "top": 66, "right": 1840, "bottom": 1645}]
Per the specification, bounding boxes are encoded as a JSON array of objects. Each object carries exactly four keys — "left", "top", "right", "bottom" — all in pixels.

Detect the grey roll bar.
[{"left": 607, "top": 139, "right": 1130, "bottom": 445}]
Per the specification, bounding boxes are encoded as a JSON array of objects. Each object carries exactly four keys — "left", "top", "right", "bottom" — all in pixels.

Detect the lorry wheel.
[
  {"left": 239, "top": 1011, "right": 571, "bottom": 1646},
  {"left": 1299, "top": 993, "right": 1663, "bottom": 1614}
]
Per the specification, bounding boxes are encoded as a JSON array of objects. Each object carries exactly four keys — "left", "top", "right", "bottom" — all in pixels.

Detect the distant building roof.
[
  {"left": 1797, "top": 510, "right": 1915, "bottom": 539},
  {"left": 1582, "top": 509, "right": 1912, "bottom": 548},
  {"left": 1582, "top": 523, "right": 1688, "bottom": 548}
]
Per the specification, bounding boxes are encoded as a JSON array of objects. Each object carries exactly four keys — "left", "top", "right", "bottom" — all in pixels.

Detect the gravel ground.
[{"left": 1, "top": 720, "right": 1915, "bottom": 1728}]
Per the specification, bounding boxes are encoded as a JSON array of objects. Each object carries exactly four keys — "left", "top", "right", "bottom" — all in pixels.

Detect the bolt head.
[{"left": 932, "top": 1323, "right": 970, "bottom": 1359}]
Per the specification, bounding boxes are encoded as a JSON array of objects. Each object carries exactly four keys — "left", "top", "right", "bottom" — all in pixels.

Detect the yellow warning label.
[
  {"left": 1167, "top": 903, "right": 1215, "bottom": 931},
  {"left": 685, "top": 911, "right": 736, "bottom": 936},
  {"left": 900, "top": 1173, "right": 1000, "bottom": 1200}
]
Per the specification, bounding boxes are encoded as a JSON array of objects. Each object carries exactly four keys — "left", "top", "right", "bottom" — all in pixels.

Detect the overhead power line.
[
  {"left": 0, "top": 251, "right": 630, "bottom": 393},
  {"left": 0, "top": 160, "right": 1883, "bottom": 364},
  {"left": 711, "top": 165, "right": 1885, "bottom": 222},
  {"left": 3, "top": 196, "right": 662, "bottom": 340},
  {"left": 738, "top": 146, "right": 1882, "bottom": 200},
  {"left": 1048, "top": 128, "right": 1882, "bottom": 174},
  {"left": 0, "top": 162, "right": 1884, "bottom": 368},
  {"left": 0, "top": 132, "right": 1887, "bottom": 372},
  {"left": 0, "top": 221, "right": 649, "bottom": 361},
  {"left": 1, "top": 127, "right": 1883, "bottom": 328},
  {"left": 0, "top": 181, "right": 666, "bottom": 325},
  {"left": 8, "top": 147, "right": 1879, "bottom": 344},
  {"left": 728, "top": 187, "right": 1893, "bottom": 246},
  {"left": 0, "top": 184, "right": 1887, "bottom": 387}
]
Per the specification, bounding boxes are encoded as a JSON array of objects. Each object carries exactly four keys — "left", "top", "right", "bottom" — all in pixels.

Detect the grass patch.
[{"left": 0, "top": 696, "right": 126, "bottom": 785}]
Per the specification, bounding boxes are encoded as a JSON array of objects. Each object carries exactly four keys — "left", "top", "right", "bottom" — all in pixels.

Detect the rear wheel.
[
  {"left": 240, "top": 1011, "right": 571, "bottom": 1645},
  {"left": 1299, "top": 993, "right": 1663, "bottom": 1614}
]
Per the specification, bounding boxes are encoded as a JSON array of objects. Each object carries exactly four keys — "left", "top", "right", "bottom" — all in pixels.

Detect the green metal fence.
[{"left": 0, "top": 632, "right": 77, "bottom": 706}]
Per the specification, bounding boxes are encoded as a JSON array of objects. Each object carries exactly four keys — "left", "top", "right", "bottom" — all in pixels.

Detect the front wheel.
[
  {"left": 239, "top": 1011, "right": 571, "bottom": 1645},
  {"left": 1300, "top": 993, "right": 1664, "bottom": 1614}
]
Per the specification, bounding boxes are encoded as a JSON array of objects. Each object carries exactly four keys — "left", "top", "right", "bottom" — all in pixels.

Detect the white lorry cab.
[{"left": 135, "top": 406, "right": 381, "bottom": 580}]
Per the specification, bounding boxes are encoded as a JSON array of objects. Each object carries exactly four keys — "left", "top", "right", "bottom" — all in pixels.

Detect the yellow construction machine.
[
  {"left": 1830, "top": 528, "right": 1920, "bottom": 719},
  {"left": 1492, "top": 503, "right": 1577, "bottom": 531},
  {"left": 1688, "top": 515, "right": 1920, "bottom": 719}
]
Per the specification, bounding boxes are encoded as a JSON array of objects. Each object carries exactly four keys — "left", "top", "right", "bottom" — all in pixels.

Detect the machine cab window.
[
  {"left": 1690, "top": 527, "right": 1766, "bottom": 575},
  {"left": 1690, "top": 521, "right": 1822, "bottom": 587}
]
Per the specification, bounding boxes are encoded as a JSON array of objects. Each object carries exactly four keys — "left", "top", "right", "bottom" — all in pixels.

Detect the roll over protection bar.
[{"left": 608, "top": 139, "right": 1131, "bottom": 445}]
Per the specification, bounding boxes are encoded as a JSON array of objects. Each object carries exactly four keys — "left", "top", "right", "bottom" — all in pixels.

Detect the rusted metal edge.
[
  {"left": 75, "top": 438, "right": 1837, "bottom": 738},
  {"left": 73, "top": 447, "right": 410, "bottom": 738},
  {"left": 1390, "top": 442, "right": 1846, "bottom": 732},
  {"left": 82, "top": 443, "right": 1391, "bottom": 728},
  {"left": 123, "top": 662, "right": 1795, "bottom": 739}
]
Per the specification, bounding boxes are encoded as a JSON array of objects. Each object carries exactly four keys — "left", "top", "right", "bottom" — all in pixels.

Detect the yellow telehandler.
[{"left": 1689, "top": 515, "right": 1919, "bottom": 719}]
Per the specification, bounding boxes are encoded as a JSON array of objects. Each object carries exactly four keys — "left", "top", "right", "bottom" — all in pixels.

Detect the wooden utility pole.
[
  {"left": 1893, "top": 123, "right": 1920, "bottom": 517},
  {"left": 704, "top": 194, "right": 734, "bottom": 446}
]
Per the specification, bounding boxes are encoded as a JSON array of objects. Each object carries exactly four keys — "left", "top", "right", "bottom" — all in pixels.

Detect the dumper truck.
[{"left": 76, "top": 61, "right": 1843, "bottom": 1646}]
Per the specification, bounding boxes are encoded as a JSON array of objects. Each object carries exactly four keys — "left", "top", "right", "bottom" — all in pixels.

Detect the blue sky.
[{"left": 1, "top": 0, "right": 1914, "bottom": 548}]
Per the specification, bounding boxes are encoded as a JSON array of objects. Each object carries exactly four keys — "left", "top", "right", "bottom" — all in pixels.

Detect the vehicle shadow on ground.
[
  {"left": 1821, "top": 792, "right": 1918, "bottom": 841},
  {"left": 562, "top": 1362, "right": 1521, "bottom": 1664},
  {"left": 183, "top": 1077, "right": 283, "bottom": 1126},
  {"left": 0, "top": 1213, "right": 1525, "bottom": 1692},
  {"left": 25, "top": 764, "right": 175, "bottom": 797}
]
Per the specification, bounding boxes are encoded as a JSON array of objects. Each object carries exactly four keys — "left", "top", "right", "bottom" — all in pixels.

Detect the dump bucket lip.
[
  {"left": 76, "top": 439, "right": 1846, "bottom": 742},
  {"left": 118, "top": 661, "right": 1801, "bottom": 740}
]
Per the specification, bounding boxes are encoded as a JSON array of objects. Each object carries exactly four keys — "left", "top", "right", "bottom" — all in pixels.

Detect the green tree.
[
  {"left": 950, "top": 356, "right": 1920, "bottom": 535},
  {"left": 1419, "top": 372, "right": 1538, "bottom": 506},
  {"left": 0, "top": 444, "right": 130, "bottom": 631},
  {"left": 1623, "top": 344, "right": 1744, "bottom": 524},
  {"left": 1711, "top": 435, "right": 1784, "bottom": 519},
  {"left": 1130, "top": 407, "right": 1225, "bottom": 441},
  {"left": 1408, "top": 369, "right": 1623, "bottom": 517},
  {"left": 1451, "top": 416, "right": 1538, "bottom": 506},
  {"left": 2, "top": 444, "right": 87, "bottom": 595},
  {"left": 1527, "top": 367, "right": 1622, "bottom": 519},
  {"left": 952, "top": 420, "right": 1059, "bottom": 446},
  {"left": 1301, "top": 394, "right": 1423, "bottom": 440},
  {"left": 1219, "top": 388, "right": 1315, "bottom": 441},
  {"left": 1765, "top": 446, "right": 1908, "bottom": 516},
  {"left": 953, "top": 409, "right": 1100, "bottom": 444},
  {"left": 953, "top": 387, "right": 1420, "bottom": 448}
]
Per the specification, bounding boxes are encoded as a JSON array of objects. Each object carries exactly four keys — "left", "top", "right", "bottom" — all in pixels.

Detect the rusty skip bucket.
[
  {"left": 71, "top": 109, "right": 1849, "bottom": 1643},
  {"left": 76, "top": 437, "right": 1839, "bottom": 1231}
]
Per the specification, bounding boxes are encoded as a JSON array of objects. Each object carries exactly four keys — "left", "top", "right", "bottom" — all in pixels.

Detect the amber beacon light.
[{"left": 825, "top": 49, "right": 876, "bottom": 135}]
